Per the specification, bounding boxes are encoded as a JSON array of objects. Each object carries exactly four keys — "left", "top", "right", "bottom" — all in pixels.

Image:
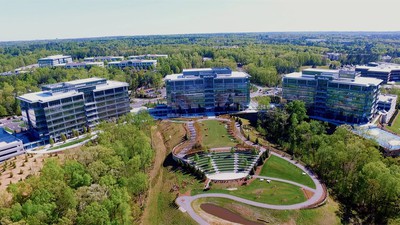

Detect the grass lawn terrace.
[
  {"left": 260, "top": 155, "right": 315, "bottom": 189},
  {"left": 193, "top": 179, "right": 306, "bottom": 205},
  {"left": 386, "top": 111, "right": 400, "bottom": 135},
  {"left": 199, "top": 120, "right": 237, "bottom": 148}
]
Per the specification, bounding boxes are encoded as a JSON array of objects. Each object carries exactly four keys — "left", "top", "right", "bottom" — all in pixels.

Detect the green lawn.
[
  {"left": 260, "top": 155, "right": 315, "bottom": 189},
  {"left": 386, "top": 111, "right": 400, "bottom": 135},
  {"left": 193, "top": 180, "right": 306, "bottom": 205},
  {"left": 193, "top": 197, "right": 341, "bottom": 225},
  {"left": 49, "top": 135, "right": 92, "bottom": 150},
  {"left": 199, "top": 120, "right": 237, "bottom": 148}
]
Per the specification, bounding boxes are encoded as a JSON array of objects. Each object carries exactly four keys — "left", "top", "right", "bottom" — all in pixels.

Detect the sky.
[{"left": 1, "top": 0, "right": 400, "bottom": 41}]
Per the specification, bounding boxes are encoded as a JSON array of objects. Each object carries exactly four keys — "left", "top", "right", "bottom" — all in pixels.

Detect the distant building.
[
  {"left": 60, "top": 62, "right": 104, "bottom": 69},
  {"left": 0, "top": 128, "right": 24, "bottom": 162},
  {"left": 128, "top": 54, "right": 168, "bottom": 60},
  {"left": 38, "top": 55, "right": 73, "bottom": 67},
  {"left": 326, "top": 53, "right": 341, "bottom": 61},
  {"left": 108, "top": 59, "right": 157, "bottom": 69},
  {"left": 381, "top": 55, "right": 392, "bottom": 62},
  {"left": 17, "top": 78, "right": 130, "bottom": 142},
  {"left": 283, "top": 68, "right": 383, "bottom": 124},
  {"left": 165, "top": 67, "right": 250, "bottom": 112},
  {"left": 377, "top": 94, "right": 398, "bottom": 124},
  {"left": 356, "top": 62, "right": 400, "bottom": 84},
  {"left": 84, "top": 56, "right": 124, "bottom": 62}
]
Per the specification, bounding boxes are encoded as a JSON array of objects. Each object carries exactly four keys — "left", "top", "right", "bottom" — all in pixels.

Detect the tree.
[
  {"left": 61, "top": 134, "right": 67, "bottom": 143},
  {"left": 76, "top": 202, "right": 110, "bottom": 225},
  {"left": 83, "top": 126, "right": 87, "bottom": 134},
  {"left": 72, "top": 129, "right": 79, "bottom": 138},
  {"left": 49, "top": 138, "right": 54, "bottom": 147},
  {"left": 194, "top": 153, "right": 199, "bottom": 162},
  {"left": 255, "top": 138, "right": 259, "bottom": 145},
  {"left": 257, "top": 96, "right": 271, "bottom": 111},
  {"left": 230, "top": 147, "right": 235, "bottom": 154}
]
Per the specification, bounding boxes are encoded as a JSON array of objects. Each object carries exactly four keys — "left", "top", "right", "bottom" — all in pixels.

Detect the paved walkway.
[
  {"left": 26, "top": 132, "right": 98, "bottom": 154},
  {"left": 173, "top": 117, "right": 326, "bottom": 225}
]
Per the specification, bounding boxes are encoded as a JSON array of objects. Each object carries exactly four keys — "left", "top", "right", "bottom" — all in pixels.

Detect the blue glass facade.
[
  {"left": 283, "top": 69, "right": 382, "bottom": 124},
  {"left": 18, "top": 78, "right": 130, "bottom": 141},
  {"left": 165, "top": 68, "right": 250, "bottom": 112}
]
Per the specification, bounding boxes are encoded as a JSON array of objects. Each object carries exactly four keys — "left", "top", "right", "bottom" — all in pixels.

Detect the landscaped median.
[{"left": 48, "top": 135, "right": 93, "bottom": 150}]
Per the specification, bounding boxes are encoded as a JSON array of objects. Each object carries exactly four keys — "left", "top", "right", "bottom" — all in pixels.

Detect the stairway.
[{"left": 233, "top": 153, "right": 239, "bottom": 172}]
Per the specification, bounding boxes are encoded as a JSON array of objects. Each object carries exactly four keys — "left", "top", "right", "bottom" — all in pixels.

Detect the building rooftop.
[
  {"left": 18, "top": 78, "right": 128, "bottom": 103},
  {"left": 332, "top": 77, "right": 383, "bottom": 86},
  {"left": 356, "top": 63, "right": 400, "bottom": 72},
  {"left": 0, "top": 128, "right": 21, "bottom": 147},
  {"left": 39, "top": 55, "right": 71, "bottom": 60},
  {"left": 17, "top": 90, "right": 82, "bottom": 103},
  {"left": 128, "top": 54, "right": 168, "bottom": 58},
  {"left": 94, "top": 80, "right": 129, "bottom": 91},
  {"left": 378, "top": 94, "right": 397, "bottom": 103},
  {"left": 302, "top": 68, "right": 338, "bottom": 73},
  {"left": 108, "top": 59, "right": 157, "bottom": 64},
  {"left": 284, "top": 72, "right": 382, "bottom": 86},
  {"left": 65, "top": 77, "right": 105, "bottom": 85},
  {"left": 165, "top": 68, "right": 250, "bottom": 81}
]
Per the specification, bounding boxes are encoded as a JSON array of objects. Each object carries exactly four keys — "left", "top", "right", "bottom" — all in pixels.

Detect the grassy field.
[
  {"left": 260, "top": 155, "right": 316, "bottom": 189},
  {"left": 48, "top": 135, "right": 92, "bottom": 150},
  {"left": 193, "top": 179, "right": 306, "bottom": 205},
  {"left": 192, "top": 196, "right": 341, "bottom": 225},
  {"left": 386, "top": 111, "right": 400, "bottom": 135},
  {"left": 199, "top": 120, "right": 237, "bottom": 148}
]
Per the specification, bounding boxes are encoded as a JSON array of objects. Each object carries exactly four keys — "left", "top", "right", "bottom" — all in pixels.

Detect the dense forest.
[
  {"left": 257, "top": 100, "right": 400, "bottom": 224},
  {"left": 0, "top": 112, "right": 155, "bottom": 224}
]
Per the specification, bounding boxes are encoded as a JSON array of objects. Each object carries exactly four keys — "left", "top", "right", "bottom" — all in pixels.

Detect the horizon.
[
  {"left": 2, "top": 0, "right": 400, "bottom": 42},
  {"left": 3, "top": 30, "right": 400, "bottom": 43}
]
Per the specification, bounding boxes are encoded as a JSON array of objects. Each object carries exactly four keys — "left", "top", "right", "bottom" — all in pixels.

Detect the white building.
[
  {"left": 60, "top": 62, "right": 104, "bottom": 69},
  {"left": 38, "top": 55, "right": 73, "bottom": 67},
  {"left": 84, "top": 56, "right": 124, "bottom": 62},
  {"left": 128, "top": 54, "right": 168, "bottom": 60},
  {"left": 0, "top": 128, "right": 24, "bottom": 162},
  {"left": 108, "top": 59, "right": 157, "bottom": 69}
]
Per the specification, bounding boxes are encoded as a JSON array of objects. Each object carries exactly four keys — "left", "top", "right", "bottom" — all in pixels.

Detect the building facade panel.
[
  {"left": 165, "top": 68, "right": 250, "bottom": 112},
  {"left": 283, "top": 69, "right": 382, "bottom": 124},
  {"left": 18, "top": 78, "right": 130, "bottom": 141}
]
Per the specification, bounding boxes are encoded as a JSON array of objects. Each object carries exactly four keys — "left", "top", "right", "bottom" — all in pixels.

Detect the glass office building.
[
  {"left": 283, "top": 69, "right": 382, "bottom": 124},
  {"left": 356, "top": 62, "right": 400, "bottom": 84},
  {"left": 18, "top": 78, "right": 130, "bottom": 141},
  {"left": 38, "top": 55, "right": 73, "bottom": 67},
  {"left": 165, "top": 68, "right": 250, "bottom": 112}
]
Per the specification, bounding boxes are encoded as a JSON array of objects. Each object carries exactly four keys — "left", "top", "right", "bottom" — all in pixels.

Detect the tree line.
[
  {"left": 257, "top": 100, "right": 400, "bottom": 224},
  {"left": 0, "top": 112, "right": 155, "bottom": 224}
]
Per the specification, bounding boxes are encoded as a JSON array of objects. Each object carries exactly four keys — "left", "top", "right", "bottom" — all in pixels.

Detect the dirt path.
[{"left": 140, "top": 128, "right": 167, "bottom": 225}]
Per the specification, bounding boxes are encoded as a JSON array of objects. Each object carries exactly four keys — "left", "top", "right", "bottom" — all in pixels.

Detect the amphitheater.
[{"left": 172, "top": 117, "right": 268, "bottom": 181}]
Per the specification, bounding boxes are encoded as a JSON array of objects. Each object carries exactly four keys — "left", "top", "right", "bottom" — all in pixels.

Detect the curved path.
[{"left": 173, "top": 117, "right": 325, "bottom": 225}]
